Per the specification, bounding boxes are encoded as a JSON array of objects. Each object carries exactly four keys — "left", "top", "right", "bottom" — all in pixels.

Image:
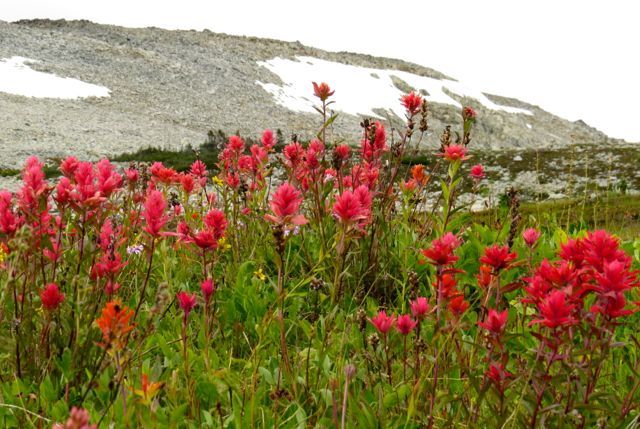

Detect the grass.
[{"left": 474, "top": 193, "right": 640, "bottom": 240}]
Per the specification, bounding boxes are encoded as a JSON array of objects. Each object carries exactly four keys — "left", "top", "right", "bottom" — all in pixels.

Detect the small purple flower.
[
  {"left": 284, "top": 226, "right": 301, "bottom": 237},
  {"left": 127, "top": 244, "right": 144, "bottom": 255}
]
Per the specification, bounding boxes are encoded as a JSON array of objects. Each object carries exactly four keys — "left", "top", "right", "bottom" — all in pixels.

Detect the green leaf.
[
  {"left": 258, "top": 367, "right": 275, "bottom": 385},
  {"left": 383, "top": 384, "right": 411, "bottom": 409},
  {"left": 316, "top": 113, "right": 339, "bottom": 140}
]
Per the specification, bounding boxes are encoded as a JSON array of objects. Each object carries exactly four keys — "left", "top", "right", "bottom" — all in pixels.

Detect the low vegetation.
[{"left": 0, "top": 84, "right": 639, "bottom": 428}]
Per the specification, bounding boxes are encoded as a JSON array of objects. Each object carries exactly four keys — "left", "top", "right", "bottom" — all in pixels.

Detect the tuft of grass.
[{"left": 0, "top": 168, "right": 20, "bottom": 177}]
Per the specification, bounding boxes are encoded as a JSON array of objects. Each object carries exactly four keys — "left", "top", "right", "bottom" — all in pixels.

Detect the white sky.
[{"left": 1, "top": 0, "right": 639, "bottom": 142}]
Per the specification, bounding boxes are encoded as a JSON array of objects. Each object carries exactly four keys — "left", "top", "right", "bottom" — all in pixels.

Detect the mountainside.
[{"left": 0, "top": 19, "right": 628, "bottom": 170}]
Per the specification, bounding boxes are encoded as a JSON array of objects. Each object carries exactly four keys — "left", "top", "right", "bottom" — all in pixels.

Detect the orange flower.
[
  {"left": 411, "top": 164, "right": 429, "bottom": 186},
  {"left": 132, "top": 373, "right": 163, "bottom": 406},
  {"left": 312, "top": 81, "right": 334, "bottom": 102},
  {"left": 95, "top": 300, "right": 134, "bottom": 350}
]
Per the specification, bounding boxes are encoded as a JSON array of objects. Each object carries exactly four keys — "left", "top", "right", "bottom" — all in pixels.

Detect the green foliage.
[{"left": 0, "top": 93, "right": 639, "bottom": 429}]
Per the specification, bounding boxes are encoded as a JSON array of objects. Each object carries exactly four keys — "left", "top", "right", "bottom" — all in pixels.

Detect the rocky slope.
[{"left": 0, "top": 18, "right": 629, "bottom": 170}]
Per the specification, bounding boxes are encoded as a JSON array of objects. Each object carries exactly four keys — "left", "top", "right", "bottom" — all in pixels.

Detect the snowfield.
[
  {"left": 257, "top": 56, "right": 532, "bottom": 118},
  {"left": 0, "top": 56, "right": 110, "bottom": 99}
]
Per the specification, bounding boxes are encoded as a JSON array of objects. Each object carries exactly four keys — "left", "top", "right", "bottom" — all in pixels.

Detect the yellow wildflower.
[
  {"left": 218, "top": 237, "right": 231, "bottom": 251},
  {"left": 254, "top": 268, "right": 266, "bottom": 281},
  {"left": 212, "top": 175, "right": 224, "bottom": 186}
]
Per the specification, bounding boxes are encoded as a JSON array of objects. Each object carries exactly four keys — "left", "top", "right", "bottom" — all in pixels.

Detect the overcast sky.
[{"left": 2, "top": 0, "right": 639, "bottom": 141}]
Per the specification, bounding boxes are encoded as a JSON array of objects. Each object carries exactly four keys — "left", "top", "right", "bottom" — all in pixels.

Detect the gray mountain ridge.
[{"left": 0, "top": 18, "right": 629, "bottom": 170}]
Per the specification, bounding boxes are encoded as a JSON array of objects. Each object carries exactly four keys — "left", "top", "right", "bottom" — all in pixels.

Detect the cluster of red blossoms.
[
  {"left": 370, "top": 295, "right": 431, "bottom": 337},
  {"left": 526, "top": 230, "right": 639, "bottom": 331},
  {"left": 420, "top": 232, "right": 471, "bottom": 316},
  {"left": 218, "top": 133, "right": 270, "bottom": 192}
]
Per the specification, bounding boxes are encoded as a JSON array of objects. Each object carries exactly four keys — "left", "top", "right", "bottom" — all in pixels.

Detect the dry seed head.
[
  {"left": 310, "top": 278, "right": 324, "bottom": 292},
  {"left": 419, "top": 101, "right": 429, "bottom": 132},
  {"left": 272, "top": 224, "right": 285, "bottom": 255},
  {"left": 357, "top": 308, "right": 367, "bottom": 332},
  {"left": 440, "top": 125, "right": 452, "bottom": 148},
  {"left": 368, "top": 333, "right": 380, "bottom": 350}
]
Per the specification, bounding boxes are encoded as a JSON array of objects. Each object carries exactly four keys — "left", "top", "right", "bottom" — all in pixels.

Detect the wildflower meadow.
[{"left": 0, "top": 83, "right": 639, "bottom": 428}]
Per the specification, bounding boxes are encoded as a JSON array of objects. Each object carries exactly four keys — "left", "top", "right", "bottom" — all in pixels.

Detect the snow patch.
[
  {"left": 0, "top": 56, "right": 110, "bottom": 99},
  {"left": 526, "top": 123, "right": 533, "bottom": 129},
  {"left": 256, "top": 56, "right": 532, "bottom": 118}
]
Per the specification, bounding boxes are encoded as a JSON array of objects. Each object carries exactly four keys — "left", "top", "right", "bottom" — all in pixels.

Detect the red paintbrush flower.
[
  {"left": 18, "top": 156, "right": 49, "bottom": 213},
  {"left": 227, "top": 135, "right": 245, "bottom": 154},
  {"left": 470, "top": 164, "right": 486, "bottom": 180},
  {"left": 177, "top": 291, "right": 197, "bottom": 318},
  {"left": 361, "top": 121, "right": 387, "bottom": 163},
  {"left": 201, "top": 279, "right": 215, "bottom": 304},
  {"left": 530, "top": 290, "right": 577, "bottom": 329},
  {"left": 478, "top": 309, "right": 508, "bottom": 336},
  {"left": 41, "top": 283, "right": 64, "bottom": 310},
  {"left": 448, "top": 295, "right": 470, "bottom": 316},
  {"left": 463, "top": 106, "right": 477, "bottom": 121},
  {"left": 179, "top": 174, "right": 196, "bottom": 194},
  {"left": 396, "top": 314, "right": 418, "bottom": 335},
  {"left": 331, "top": 186, "right": 372, "bottom": 229},
  {"left": 486, "top": 362, "right": 511, "bottom": 392},
  {"left": 480, "top": 244, "right": 518, "bottom": 272},
  {"left": 333, "top": 189, "right": 366, "bottom": 225},
  {"left": 400, "top": 91, "right": 424, "bottom": 116},
  {"left": 582, "top": 230, "right": 629, "bottom": 271},
  {"left": 440, "top": 273, "right": 459, "bottom": 299},
  {"left": 439, "top": 144, "right": 469, "bottom": 162},
  {"left": 265, "top": 182, "right": 307, "bottom": 226},
  {"left": 190, "top": 160, "right": 207, "bottom": 177},
  {"left": 335, "top": 144, "right": 351, "bottom": 160},
  {"left": 124, "top": 168, "right": 139, "bottom": 183},
  {"left": 53, "top": 406, "right": 97, "bottom": 429},
  {"left": 591, "top": 291, "right": 634, "bottom": 319},
  {"left": 204, "top": 209, "right": 228, "bottom": 240},
  {"left": 594, "top": 259, "right": 637, "bottom": 294},
  {"left": 54, "top": 177, "right": 73, "bottom": 207},
  {"left": 522, "top": 228, "right": 541, "bottom": 247},
  {"left": 96, "top": 159, "right": 123, "bottom": 197},
  {"left": 312, "top": 81, "right": 334, "bottom": 102},
  {"left": 558, "top": 238, "right": 585, "bottom": 268},
  {"left": 410, "top": 297, "right": 430, "bottom": 320},
  {"left": 421, "top": 233, "right": 461, "bottom": 266},
  {"left": 0, "top": 190, "right": 20, "bottom": 235},
  {"left": 250, "top": 144, "right": 268, "bottom": 167},
  {"left": 261, "top": 129, "right": 276, "bottom": 150},
  {"left": 192, "top": 230, "right": 217, "bottom": 250},
  {"left": 59, "top": 156, "right": 79, "bottom": 178},
  {"left": 142, "top": 190, "right": 168, "bottom": 237},
  {"left": 369, "top": 311, "right": 396, "bottom": 335},
  {"left": 150, "top": 162, "right": 178, "bottom": 184}
]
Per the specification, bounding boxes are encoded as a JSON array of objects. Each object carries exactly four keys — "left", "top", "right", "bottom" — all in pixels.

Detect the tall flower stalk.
[{"left": 265, "top": 183, "right": 307, "bottom": 385}]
